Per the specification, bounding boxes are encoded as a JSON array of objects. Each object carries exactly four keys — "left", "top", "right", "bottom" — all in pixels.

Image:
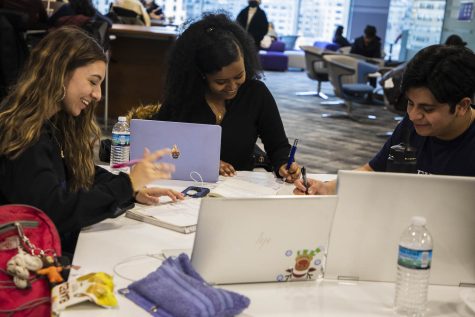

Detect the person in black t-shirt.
[
  {"left": 154, "top": 13, "right": 300, "bottom": 182},
  {"left": 295, "top": 44, "right": 475, "bottom": 195}
]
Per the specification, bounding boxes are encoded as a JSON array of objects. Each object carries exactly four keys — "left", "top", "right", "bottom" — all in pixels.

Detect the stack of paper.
[{"left": 126, "top": 198, "right": 201, "bottom": 234}]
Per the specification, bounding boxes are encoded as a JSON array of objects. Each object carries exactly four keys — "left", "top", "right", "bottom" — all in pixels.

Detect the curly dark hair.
[
  {"left": 401, "top": 44, "right": 475, "bottom": 113},
  {"left": 160, "top": 12, "right": 262, "bottom": 121}
]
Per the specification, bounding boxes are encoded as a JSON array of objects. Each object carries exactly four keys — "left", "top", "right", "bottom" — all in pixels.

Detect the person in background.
[
  {"left": 332, "top": 25, "right": 351, "bottom": 47},
  {"left": 140, "top": 0, "right": 165, "bottom": 21},
  {"left": 266, "top": 22, "right": 277, "bottom": 41},
  {"left": 0, "top": 0, "right": 48, "bottom": 29},
  {"left": 444, "top": 34, "right": 467, "bottom": 47},
  {"left": 153, "top": 13, "right": 300, "bottom": 181},
  {"left": 237, "top": 0, "right": 268, "bottom": 49},
  {"left": 295, "top": 44, "right": 475, "bottom": 195},
  {"left": 260, "top": 21, "right": 277, "bottom": 49},
  {"left": 49, "top": 0, "right": 113, "bottom": 27},
  {"left": 110, "top": 0, "right": 151, "bottom": 26},
  {"left": 0, "top": 27, "right": 183, "bottom": 254},
  {"left": 350, "top": 25, "right": 382, "bottom": 58}
]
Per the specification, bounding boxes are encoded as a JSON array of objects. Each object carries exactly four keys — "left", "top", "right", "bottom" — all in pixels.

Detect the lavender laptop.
[{"left": 130, "top": 119, "right": 221, "bottom": 182}]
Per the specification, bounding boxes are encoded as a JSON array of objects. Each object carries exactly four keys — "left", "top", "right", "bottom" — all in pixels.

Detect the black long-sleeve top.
[
  {"left": 0, "top": 122, "right": 134, "bottom": 237},
  {"left": 155, "top": 80, "right": 291, "bottom": 174}
]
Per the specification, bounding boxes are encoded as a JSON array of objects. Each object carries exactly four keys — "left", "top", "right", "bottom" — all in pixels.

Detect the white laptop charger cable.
[
  {"left": 113, "top": 252, "right": 166, "bottom": 282},
  {"left": 190, "top": 171, "right": 204, "bottom": 186}
]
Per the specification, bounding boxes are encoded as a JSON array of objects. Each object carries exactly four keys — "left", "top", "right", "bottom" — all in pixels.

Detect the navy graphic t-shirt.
[{"left": 370, "top": 115, "right": 475, "bottom": 176}]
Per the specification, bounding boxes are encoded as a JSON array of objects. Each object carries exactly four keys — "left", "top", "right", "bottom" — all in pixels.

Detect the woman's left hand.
[
  {"left": 135, "top": 187, "right": 184, "bottom": 205},
  {"left": 219, "top": 160, "right": 236, "bottom": 177},
  {"left": 279, "top": 162, "right": 301, "bottom": 183}
]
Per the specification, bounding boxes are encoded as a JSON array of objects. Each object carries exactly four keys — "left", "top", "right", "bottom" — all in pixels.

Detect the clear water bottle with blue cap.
[
  {"left": 110, "top": 116, "right": 130, "bottom": 172},
  {"left": 394, "top": 216, "right": 433, "bottom": 316}
]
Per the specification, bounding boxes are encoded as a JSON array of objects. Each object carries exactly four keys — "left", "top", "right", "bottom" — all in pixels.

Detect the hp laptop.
[
  {"left": 130, "top": 119, "right": 221, "bottom": 182},
  {"left": 325, "top": 170, "right": 475, "bottom": 286},
  {"left": 191, "top": 196, "right": 338, "bottom": 284}
]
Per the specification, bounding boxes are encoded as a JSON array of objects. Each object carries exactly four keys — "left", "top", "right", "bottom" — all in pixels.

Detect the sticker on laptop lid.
[
  {"left": 277, "top": 246, "right": 325, "bottom": 282},
  {"left": 171, "top": 144, "right": 180, "bottom": 159}
]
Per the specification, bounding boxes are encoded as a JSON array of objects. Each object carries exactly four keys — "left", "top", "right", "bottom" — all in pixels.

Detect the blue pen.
[{"left": 286, "top": 139, "right": 298, "bottom": 170}]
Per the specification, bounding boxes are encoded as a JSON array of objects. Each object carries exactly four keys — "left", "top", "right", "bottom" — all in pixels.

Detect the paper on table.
[
  {"left": 232, "top": 171, "right": 284, "bottom": 191},
  {"left": 209, "top": 177, "right": 277, "bottom": 198},
  {"left": 134, "top": 198, "right": 201, "bottom": 227}
]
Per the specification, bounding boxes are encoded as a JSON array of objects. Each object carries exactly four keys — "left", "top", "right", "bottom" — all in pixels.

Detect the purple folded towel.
[{"left": 119, "top": 253, "right": 250, "bottom": 317}]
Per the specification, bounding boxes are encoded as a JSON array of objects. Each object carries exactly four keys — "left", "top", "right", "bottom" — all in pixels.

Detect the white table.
[{"left": 61, "top": 172, "right": 474, "bottom": 316}]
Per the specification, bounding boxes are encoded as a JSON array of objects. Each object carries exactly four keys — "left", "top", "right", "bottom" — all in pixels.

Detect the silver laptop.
[
  {"left": 325, "top": 170, "right": 475, "bottom": 286},
  {"left": 191, "top": 196, "right": 338, "bottom": 284},
  {"left": 130, "top": 119, "right": 221, "bottom": 182}
]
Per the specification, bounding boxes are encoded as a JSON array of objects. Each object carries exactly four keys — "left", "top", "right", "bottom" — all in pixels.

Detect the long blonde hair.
[{"left": 0, "top": 26, "right": 107, "bottom": 192}]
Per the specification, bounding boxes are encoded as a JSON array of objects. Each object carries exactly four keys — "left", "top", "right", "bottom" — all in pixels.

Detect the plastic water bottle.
[
  {"left": 110, "top": 116, "right": 130, "bottom": 172},
  {"left": 394, "top": 216, "right": 433, "bottom": 316}
]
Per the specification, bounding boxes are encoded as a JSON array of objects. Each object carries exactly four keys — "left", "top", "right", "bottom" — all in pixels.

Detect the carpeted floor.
[
  {"left": 98, "top": 70, "right": 401, "bottom": 173},
  {"left": 259, "top": 70, "right": 399, "bottom": 173}
]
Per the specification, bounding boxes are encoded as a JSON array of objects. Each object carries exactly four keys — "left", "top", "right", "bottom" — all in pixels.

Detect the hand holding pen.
[
  {"left": 293, "top": 176, "right": 337, "bottom": 195},
  {"left": 279, "top": 139, "right": 301, "bottom": 182},
  {"left": 286, "top": 139, "right": 298, "bottom": 170}
]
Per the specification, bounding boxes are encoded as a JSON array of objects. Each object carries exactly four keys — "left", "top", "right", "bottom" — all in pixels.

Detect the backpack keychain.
[
  {"left": 36, "top": 255, "right": 64, "bottom": 285},
  {"left": 0, "top": 205, "right": 64, "bottom": 316},
  {"left": 5, "top": 221, "right": 64, "bottom": 288},
  {"left": 6, "top": 247, "right": 43, "bottom": 289}
]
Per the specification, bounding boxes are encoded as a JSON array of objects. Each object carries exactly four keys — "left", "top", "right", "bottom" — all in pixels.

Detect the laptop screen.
[
  {"left": 191, "top": 196, "right": 338, "bottom": 285},
  {"left": 325, "top": 170, "right": 475, "bottom": 286},
  {"left": 130, "top": 119, "right": 221, "bottom": 182}
]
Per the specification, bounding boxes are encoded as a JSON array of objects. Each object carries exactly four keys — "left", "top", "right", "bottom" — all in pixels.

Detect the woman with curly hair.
[
  {"left": 0, "top": 26, "right": 183, "bottom": 253},
  {"left": 154, "top": 13, "right": 300, "bottom": 181}
]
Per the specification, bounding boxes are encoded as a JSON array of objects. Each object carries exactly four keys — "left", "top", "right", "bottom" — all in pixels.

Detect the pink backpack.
[{"left": 0, "top": 204, "right": 62, "bottom": 316}]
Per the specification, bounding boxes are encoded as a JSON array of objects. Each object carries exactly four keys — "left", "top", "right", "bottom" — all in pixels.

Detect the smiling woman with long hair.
[{"left": 0, "top": 26, "right": 182, "bottom": 253}]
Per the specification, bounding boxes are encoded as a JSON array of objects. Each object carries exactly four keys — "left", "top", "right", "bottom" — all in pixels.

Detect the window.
[
  {"left": 93, "top": 0, "right": 350, "bottom": 47},
  {"left": 384, "top": 0, "right": 446, "bottom": 62}
]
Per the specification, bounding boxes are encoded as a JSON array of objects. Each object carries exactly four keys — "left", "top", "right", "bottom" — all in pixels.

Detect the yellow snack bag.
[{"left": 51, "top": 272, "right": 118, "bottom": 315}]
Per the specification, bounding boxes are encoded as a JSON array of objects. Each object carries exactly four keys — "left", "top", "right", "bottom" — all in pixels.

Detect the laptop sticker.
[
  {"left": 278, "top": 247, "right": 325, "bottom": 282},
  {"left": 171, "top": 144, "right": 180, "bottom": 159}
]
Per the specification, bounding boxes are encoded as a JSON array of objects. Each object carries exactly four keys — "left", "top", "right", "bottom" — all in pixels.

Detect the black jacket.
[
  {"left": 0, "top": 122, "right": 134, "bottom": 237},
  {"left": 155, "top": 80, "right": 291, "bottom": 174},
  {"left": 237, "top": 6, "right": 268, "bottom": 47}
]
